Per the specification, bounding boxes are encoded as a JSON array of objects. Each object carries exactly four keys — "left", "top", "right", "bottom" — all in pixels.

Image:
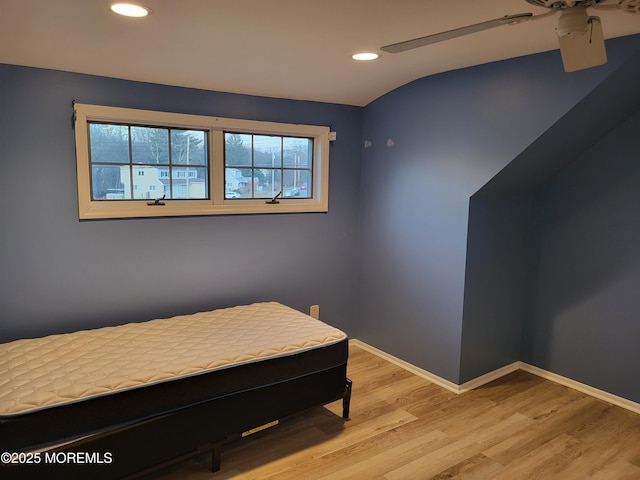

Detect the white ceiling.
[{"left": 1, "top": 0, "right": 639, "bottom": 106}]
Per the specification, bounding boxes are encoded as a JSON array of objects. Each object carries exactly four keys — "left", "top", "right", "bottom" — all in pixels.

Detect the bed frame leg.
[
  {"left": 211, "top": 444, "right": 221, "bottom": 472},
  {"left": 342, "top": 378, "right": 353, "bottom": 419}
]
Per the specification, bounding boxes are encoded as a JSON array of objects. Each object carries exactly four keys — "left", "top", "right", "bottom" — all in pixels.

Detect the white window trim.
[{"left": 74, "top": 103, "right": 330, "bottom": 219}]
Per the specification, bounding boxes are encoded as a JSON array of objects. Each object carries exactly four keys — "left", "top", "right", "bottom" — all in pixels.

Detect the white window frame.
[{"left": 74, "top": 103, "right": 330, "bottom": 219}]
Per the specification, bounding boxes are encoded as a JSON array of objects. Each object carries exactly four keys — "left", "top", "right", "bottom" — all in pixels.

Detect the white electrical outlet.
[{"left": 310, "top": 304, "right": 320, "bottom": 319}]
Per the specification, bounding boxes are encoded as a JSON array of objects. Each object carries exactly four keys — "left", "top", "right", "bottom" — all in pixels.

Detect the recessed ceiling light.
[
  {"left": 351, "top": 52, "right": 380, "bottom": 61},
  {"left": 110, "top": 3, "right": 151, "bottom": 18}
]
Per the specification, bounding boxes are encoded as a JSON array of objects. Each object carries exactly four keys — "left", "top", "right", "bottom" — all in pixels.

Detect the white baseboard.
[
  {"left": 349, "top": 339, "right": 462, "bottom": 394},
  {"left": 519, "top": 363, "right": 640, "bottom": 415},
  {"left": 457, "top": 362, "right": 521, "bottom": 393},
  {"left": 350, "top": 339, "right": 640, "bottom": 415}
]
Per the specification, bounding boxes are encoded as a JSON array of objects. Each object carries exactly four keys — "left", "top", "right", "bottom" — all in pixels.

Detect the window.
[
  {"left": 224, "top": 133, "right": 313, "bottom": 200},
  {"left": 74, "top": 103, "right": 330, "bottom": 219},
  {"left": 88, "top": 122, "right": 209, "bottom": 203}
]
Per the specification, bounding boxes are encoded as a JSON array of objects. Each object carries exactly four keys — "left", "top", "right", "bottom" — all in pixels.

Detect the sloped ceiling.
[{"left": 475, "top": 46, "right": 640, "bottom": 197}]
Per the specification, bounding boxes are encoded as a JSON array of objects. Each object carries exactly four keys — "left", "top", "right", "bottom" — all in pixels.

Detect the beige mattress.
[{"left": 0, "top": 302, "right": 347, "bottom": 417}]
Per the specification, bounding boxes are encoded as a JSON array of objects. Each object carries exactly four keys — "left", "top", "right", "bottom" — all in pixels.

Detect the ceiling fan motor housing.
[{"left": 557, "top": 6, "right": 591, "bottom": 37}]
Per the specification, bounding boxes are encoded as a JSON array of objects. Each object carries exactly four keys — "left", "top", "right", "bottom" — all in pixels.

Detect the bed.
[{"left": 0, "top": 302, "right": 352, "bottom": 479}]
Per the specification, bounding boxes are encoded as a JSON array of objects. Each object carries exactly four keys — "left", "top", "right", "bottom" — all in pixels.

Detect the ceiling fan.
[{"left": 381, "top": 0, "right": 640, "bottom": 72}]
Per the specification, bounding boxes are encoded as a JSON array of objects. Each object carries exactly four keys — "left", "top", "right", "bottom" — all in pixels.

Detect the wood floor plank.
[
  {"left": 490, "top": 434, "right": 585, "bottom": 480},
  {"left": 424, "top": 453, "right": 504, "bottom": 480},
  {"left": 585, "top": 460, "right": 640, "bottom": 480},
  {"left": 144, "top": 345, "right": 640, "bottom": 480},
  {"left": 560, "top": 413, "right": 640, "bottom": 478},
  {"left": 384, "top": 412, "right": 534, "bottom": 480},
  {"left": 481, "top": 396, "right": 600, "bottom": 466},
  {"left": 285, "top": 425, "right": 447, "bottom": 480}
]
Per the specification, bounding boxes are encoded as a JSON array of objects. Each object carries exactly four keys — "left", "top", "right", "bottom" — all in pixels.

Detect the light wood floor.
[{"left": 145, "top": 345, "right": 640, "bottom": 479}]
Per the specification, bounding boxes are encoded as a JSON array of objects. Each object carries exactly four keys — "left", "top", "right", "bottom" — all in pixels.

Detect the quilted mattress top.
[{"left": 0, "top": 302, "right": 347, "bottom": 417}]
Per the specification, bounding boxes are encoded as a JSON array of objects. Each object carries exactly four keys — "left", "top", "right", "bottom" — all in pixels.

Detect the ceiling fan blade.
[
  {"left": 559, "top": 17, "right": 607, "bottom": 72},
  {"left": 380, "top": 13, "right": 533, "bottom": 54}
]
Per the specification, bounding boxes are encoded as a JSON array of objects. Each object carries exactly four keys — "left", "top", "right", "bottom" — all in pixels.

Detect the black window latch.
[{"left": 147, "top": 195, "right": 166, "bottom": 206}]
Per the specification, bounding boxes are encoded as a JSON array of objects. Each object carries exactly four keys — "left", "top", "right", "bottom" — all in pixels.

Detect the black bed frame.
[{"left": 1, "top": 363, "right": 352, "bottom": 480}]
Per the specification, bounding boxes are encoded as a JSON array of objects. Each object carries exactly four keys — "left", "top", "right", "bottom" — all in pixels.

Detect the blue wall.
[
  {"left": 358, "top": 35, "right": 640, "bottom": 384},
  {"left": 460, "top": 192, "right": 531, "bottom": 381},
  {"left": 0, "top": 65, "right": 363, "bottom": 342},
  {"left": 523, "top": 108, "right": 640, "bottom": 402},
  {"left": 459, "top": 45, "right": 640, "bottom": 387}
]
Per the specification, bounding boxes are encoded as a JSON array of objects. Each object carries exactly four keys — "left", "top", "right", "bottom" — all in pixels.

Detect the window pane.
[
  {"left": 132, "top": 166, "right": 164, "bottom": 199},
  {"left": 225, "top": 167, "right": 252, "bottom": 198},
  {"left": 283, "top": 137, "right": 312, "bottom": 168},
  {"left": 254, "top": 168, "right": 282, "bottom": 199},
  {"left": 172, "top": 167, "right": 208, "bottom": 199},
  {"left": 171, "top": 130, "right": 206, "bottom": 165},
  {"left": 91, "top": 165, "right": 129, "bottom": 199},
  {"left": 89, "top": 124, "right": 130, "bottom": 164},
  {"left": 283, "top": 169, "right": 311, "bottom": 198},
  {"left": 254, "top": 135, "right": 282, "bottom": 168},
  {"left": 131, "top": 126, "right": 169, "bottom": 164},
  {"left": 225, "top": 133, "right": 251, "bottom": 167}
]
